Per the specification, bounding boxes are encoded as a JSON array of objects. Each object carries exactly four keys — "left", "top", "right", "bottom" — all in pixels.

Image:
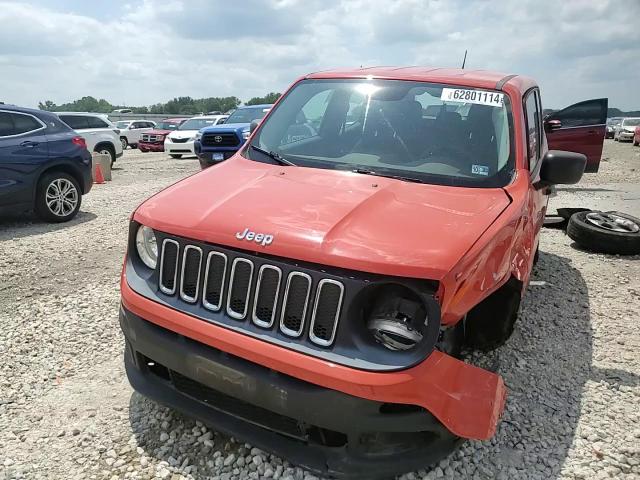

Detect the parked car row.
[{"left": 606, "top": 116, "right": 640, "bottom": 145}]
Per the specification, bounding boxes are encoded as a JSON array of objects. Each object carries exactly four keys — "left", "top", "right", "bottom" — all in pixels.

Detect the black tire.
[
  {"left": 567, "top": 211, "right": 640, "bottom": 255},
  {"left": 120, "top": 137, "right": 128, "bottom": 150},
  {"left": 169, "top": 154, "right": 182, "bottom": 159},
  {"left": 94, "top": 144, "right": 116, "bottom": 167},
  {"left": 131, "top": 143, "right": 138, "bottom": 149},
  {"left": 34, "top": 172, "right": 82, "bottom": 223},
  {"left": 634, "top": 139, "right": 639, "bottom": 147},
  {"left": 464, "top": 280, "right": 522, "bottom": 351}
]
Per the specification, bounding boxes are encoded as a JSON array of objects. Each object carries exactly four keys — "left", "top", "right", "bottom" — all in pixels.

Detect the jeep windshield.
[
  {"left": 246, "top": 79, "right": 514, "bottom": 187},
  {"left": 226, "top": 107, "right": 270, "bottom": 124}
]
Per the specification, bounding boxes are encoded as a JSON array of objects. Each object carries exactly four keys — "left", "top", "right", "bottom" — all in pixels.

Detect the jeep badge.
[{"left": 235, "top": 228, "right": 274, "bottom": 246}]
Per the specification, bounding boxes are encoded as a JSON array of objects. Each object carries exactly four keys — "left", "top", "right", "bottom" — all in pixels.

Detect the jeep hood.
[{"left": 134, "top": 158, "right": 511, "bottom": 280}]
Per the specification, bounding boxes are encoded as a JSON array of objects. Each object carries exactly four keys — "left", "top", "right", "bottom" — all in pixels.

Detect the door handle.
[{"left": 19, "top": 140, "right": 39, "bottom": 147}]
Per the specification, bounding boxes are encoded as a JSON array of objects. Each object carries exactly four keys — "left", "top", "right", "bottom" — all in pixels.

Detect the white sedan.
[{"left": 164, "top": 115, "right": 228, "bottom": 158}]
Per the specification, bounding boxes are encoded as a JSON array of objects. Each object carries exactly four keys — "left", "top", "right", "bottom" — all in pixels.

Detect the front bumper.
[
  {"left": 165, "top": 140, "right": 195, "bottom": 155},
  {"left": 121, "top": 305, "right": 462, "bottom": 479},
  {"left": 121, "top": 273, "right": 505, "bottom": 441},
  {"left": 138, "top": 142, "right": 165, "bottom": 152},
  {"left": 618, "top": 131, "right": 634, "bottom": 141},
  {"left": 197, "top": 150, "right": 237, "bottom": 168}
]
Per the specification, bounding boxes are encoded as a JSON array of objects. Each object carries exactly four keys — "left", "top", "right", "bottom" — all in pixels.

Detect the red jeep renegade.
[{"left": 120, "top": 68, "right": 606, "bottom": 479}]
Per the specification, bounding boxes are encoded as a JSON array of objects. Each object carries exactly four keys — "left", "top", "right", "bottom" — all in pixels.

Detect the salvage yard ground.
[{"left": 0, "top": 143, "right": 639, "bottom": 480}]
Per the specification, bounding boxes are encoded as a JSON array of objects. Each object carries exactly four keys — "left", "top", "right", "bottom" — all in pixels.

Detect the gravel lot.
[{"left": 1, "top": 143, "right": 639, "bottom": 480}]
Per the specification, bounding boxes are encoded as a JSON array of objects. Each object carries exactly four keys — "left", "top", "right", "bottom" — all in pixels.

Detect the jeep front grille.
[{"left": 157, "top": 238, "right": 344, "bottom": 347}]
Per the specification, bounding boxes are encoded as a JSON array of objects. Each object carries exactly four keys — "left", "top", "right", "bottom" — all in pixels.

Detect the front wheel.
[
  {"left": 35, "top": 172, "right": 82, "bottom": 223},
  {"left": 169, "top": 154, "right": 182, "bottom": 159},
  {"left": 120, "top": 137, "right": 128, "bottom": 150}
]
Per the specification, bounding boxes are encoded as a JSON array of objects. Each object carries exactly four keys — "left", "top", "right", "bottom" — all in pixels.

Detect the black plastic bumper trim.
[{"left": 120, "top": 305, "right": 460, "bottom": 479}]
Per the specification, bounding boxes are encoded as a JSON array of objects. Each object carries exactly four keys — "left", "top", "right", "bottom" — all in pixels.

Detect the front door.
[{"left": 545, "top": 98, "right": 608, "bottom": 173}]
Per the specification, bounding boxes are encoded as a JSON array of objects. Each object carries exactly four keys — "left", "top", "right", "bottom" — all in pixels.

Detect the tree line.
[{"left": 38, "top": 92, "right": 282, "bottom": 115}]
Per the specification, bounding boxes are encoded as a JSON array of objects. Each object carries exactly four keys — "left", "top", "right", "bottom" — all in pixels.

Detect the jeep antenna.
[{"left": 461, "top": 50, "right": 468, "bottom": 69}]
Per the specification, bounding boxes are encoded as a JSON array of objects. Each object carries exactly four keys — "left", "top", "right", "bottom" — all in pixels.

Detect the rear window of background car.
[{"left": 60, "top": 115, "right": 90, "bottom": 130}]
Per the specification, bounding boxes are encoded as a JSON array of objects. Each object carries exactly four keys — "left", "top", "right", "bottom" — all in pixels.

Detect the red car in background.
[
  {"left": 138, "top": 118, "right": 187, "bottom": 152},
  {"left": 634, "top": 126, "right": 640, "bottom": 146}
]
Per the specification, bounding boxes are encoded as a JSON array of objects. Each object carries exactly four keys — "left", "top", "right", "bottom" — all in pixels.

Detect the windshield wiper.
[
  {"left": 351, "top": 168, "right": 424, "bottom": 184},
  {"left": 250, "top": 145, "right": 296, "bottom": 166}
]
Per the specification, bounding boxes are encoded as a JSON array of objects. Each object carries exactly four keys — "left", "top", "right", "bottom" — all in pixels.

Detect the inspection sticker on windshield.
[
  {"left": 471, "top": 164, "right": 490, "bottom": 176},
  {"left": 441, "top": 88, "right": 504, "bottom": 107}
]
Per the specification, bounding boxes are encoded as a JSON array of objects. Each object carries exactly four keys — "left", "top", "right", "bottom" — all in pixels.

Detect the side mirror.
[
  {"left": 537, "top": 150, "right": 586, "bottom": 187},
  {"left": 544, "top": 119, "right": 562, "bottom": 132},
  {"left": 249, "top": 119, "right": 261, "bottom": 134}
]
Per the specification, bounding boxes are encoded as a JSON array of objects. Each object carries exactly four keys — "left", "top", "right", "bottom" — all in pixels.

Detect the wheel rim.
[
  {"left": 46, "top": 178, "right": 78, "bottom": 217},
  {"left": 100, "top": 149, "right": 111, "bottom": 157},
  {"left": 585, "top": 212, "right": 639, "bottom": 233},
  {"left": 121, "top": 138, "right": 127, "bottom": 149}
]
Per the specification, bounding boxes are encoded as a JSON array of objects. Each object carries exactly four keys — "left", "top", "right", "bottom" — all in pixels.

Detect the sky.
[{"left": 1, "top": 0, "right": 639, "bottom": 110}]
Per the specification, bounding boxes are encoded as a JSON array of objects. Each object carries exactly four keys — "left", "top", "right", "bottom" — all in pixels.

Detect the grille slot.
[
  {"left": 171, "top": 137, "right": 189, "bottom": 143},
  {"left": 179, "top": 246, "right": 202, "bottom": 303},
  {"left": 159, "top": 239, "right": 179, "bottom": 295},
  {"left": 280, "top": 272, "right": 312, "bottom": 337},
  {"left": 226, "top": 258, "right": 254, "bottom": 320},
  {"left": 202, "top": 133, "right": 240, "bottom": 147},
  {"left": 252, "top": 265, "right": 282, "bottom": 328},
  {"left": 309, "top": 279, "right": 344, "bottom": 347},
  {"left": 203, "top": 252, "right": 227, "bottom": 311}
]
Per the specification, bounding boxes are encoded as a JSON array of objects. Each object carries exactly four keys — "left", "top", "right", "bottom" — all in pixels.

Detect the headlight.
[
  {"left": 365, "top": 286, "right": 428, "bottom": 351},
  {"left": 195, "top": 132, "right": 203, "bottom": 140},
  {"left": 136, "top": 225, "right": 158, "bottom": 269},
  {"left": 242, "top": 130, "right": 251, "bottom": 140}
]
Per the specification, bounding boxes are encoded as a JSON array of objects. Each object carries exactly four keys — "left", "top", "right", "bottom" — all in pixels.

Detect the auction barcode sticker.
[{"left": 441, "top": 88, "right": 504, "bottom": 107}]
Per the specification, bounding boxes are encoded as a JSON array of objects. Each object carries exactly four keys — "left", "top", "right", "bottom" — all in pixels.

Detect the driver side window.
[{"left": 281, "top": 90, "right": 332, "bottom": 145}]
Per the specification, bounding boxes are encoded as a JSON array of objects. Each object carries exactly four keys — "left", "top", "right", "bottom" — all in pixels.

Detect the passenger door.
[
  {"left": 0, "top": 111, "right": 50, "bottom": 208},
  {"left": 544, "top": 98, "right": 608, "bottom": 172}
]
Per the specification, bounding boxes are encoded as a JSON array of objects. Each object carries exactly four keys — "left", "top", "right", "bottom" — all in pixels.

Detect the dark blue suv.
[
  {"left": 0, "top": 105, "right": 92, "bottom": 222},
  {"left": 194, "top": 104, "right": 272, "bottom": 168}
]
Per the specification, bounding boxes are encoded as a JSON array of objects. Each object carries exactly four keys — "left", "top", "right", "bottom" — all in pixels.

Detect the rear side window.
[
  {"left": 547, "top": 100, "right": 607, "bottom": 128},
  {"left": 86, "top": 116, "right": 110, "bottom": 129},
  {"left": 0, "top": 112, "right": 43, "bottom": 137},
  {"left": 12, "top": 113, "right": 43, "bottom": 135},
  {"left": 60, "top": 115, "right": 90, "bottom": 130}
]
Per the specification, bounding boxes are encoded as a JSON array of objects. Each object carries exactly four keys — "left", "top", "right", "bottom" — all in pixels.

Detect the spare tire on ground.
[{"left": 567, "top": 211, "right": 640, "bottom": 255}]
